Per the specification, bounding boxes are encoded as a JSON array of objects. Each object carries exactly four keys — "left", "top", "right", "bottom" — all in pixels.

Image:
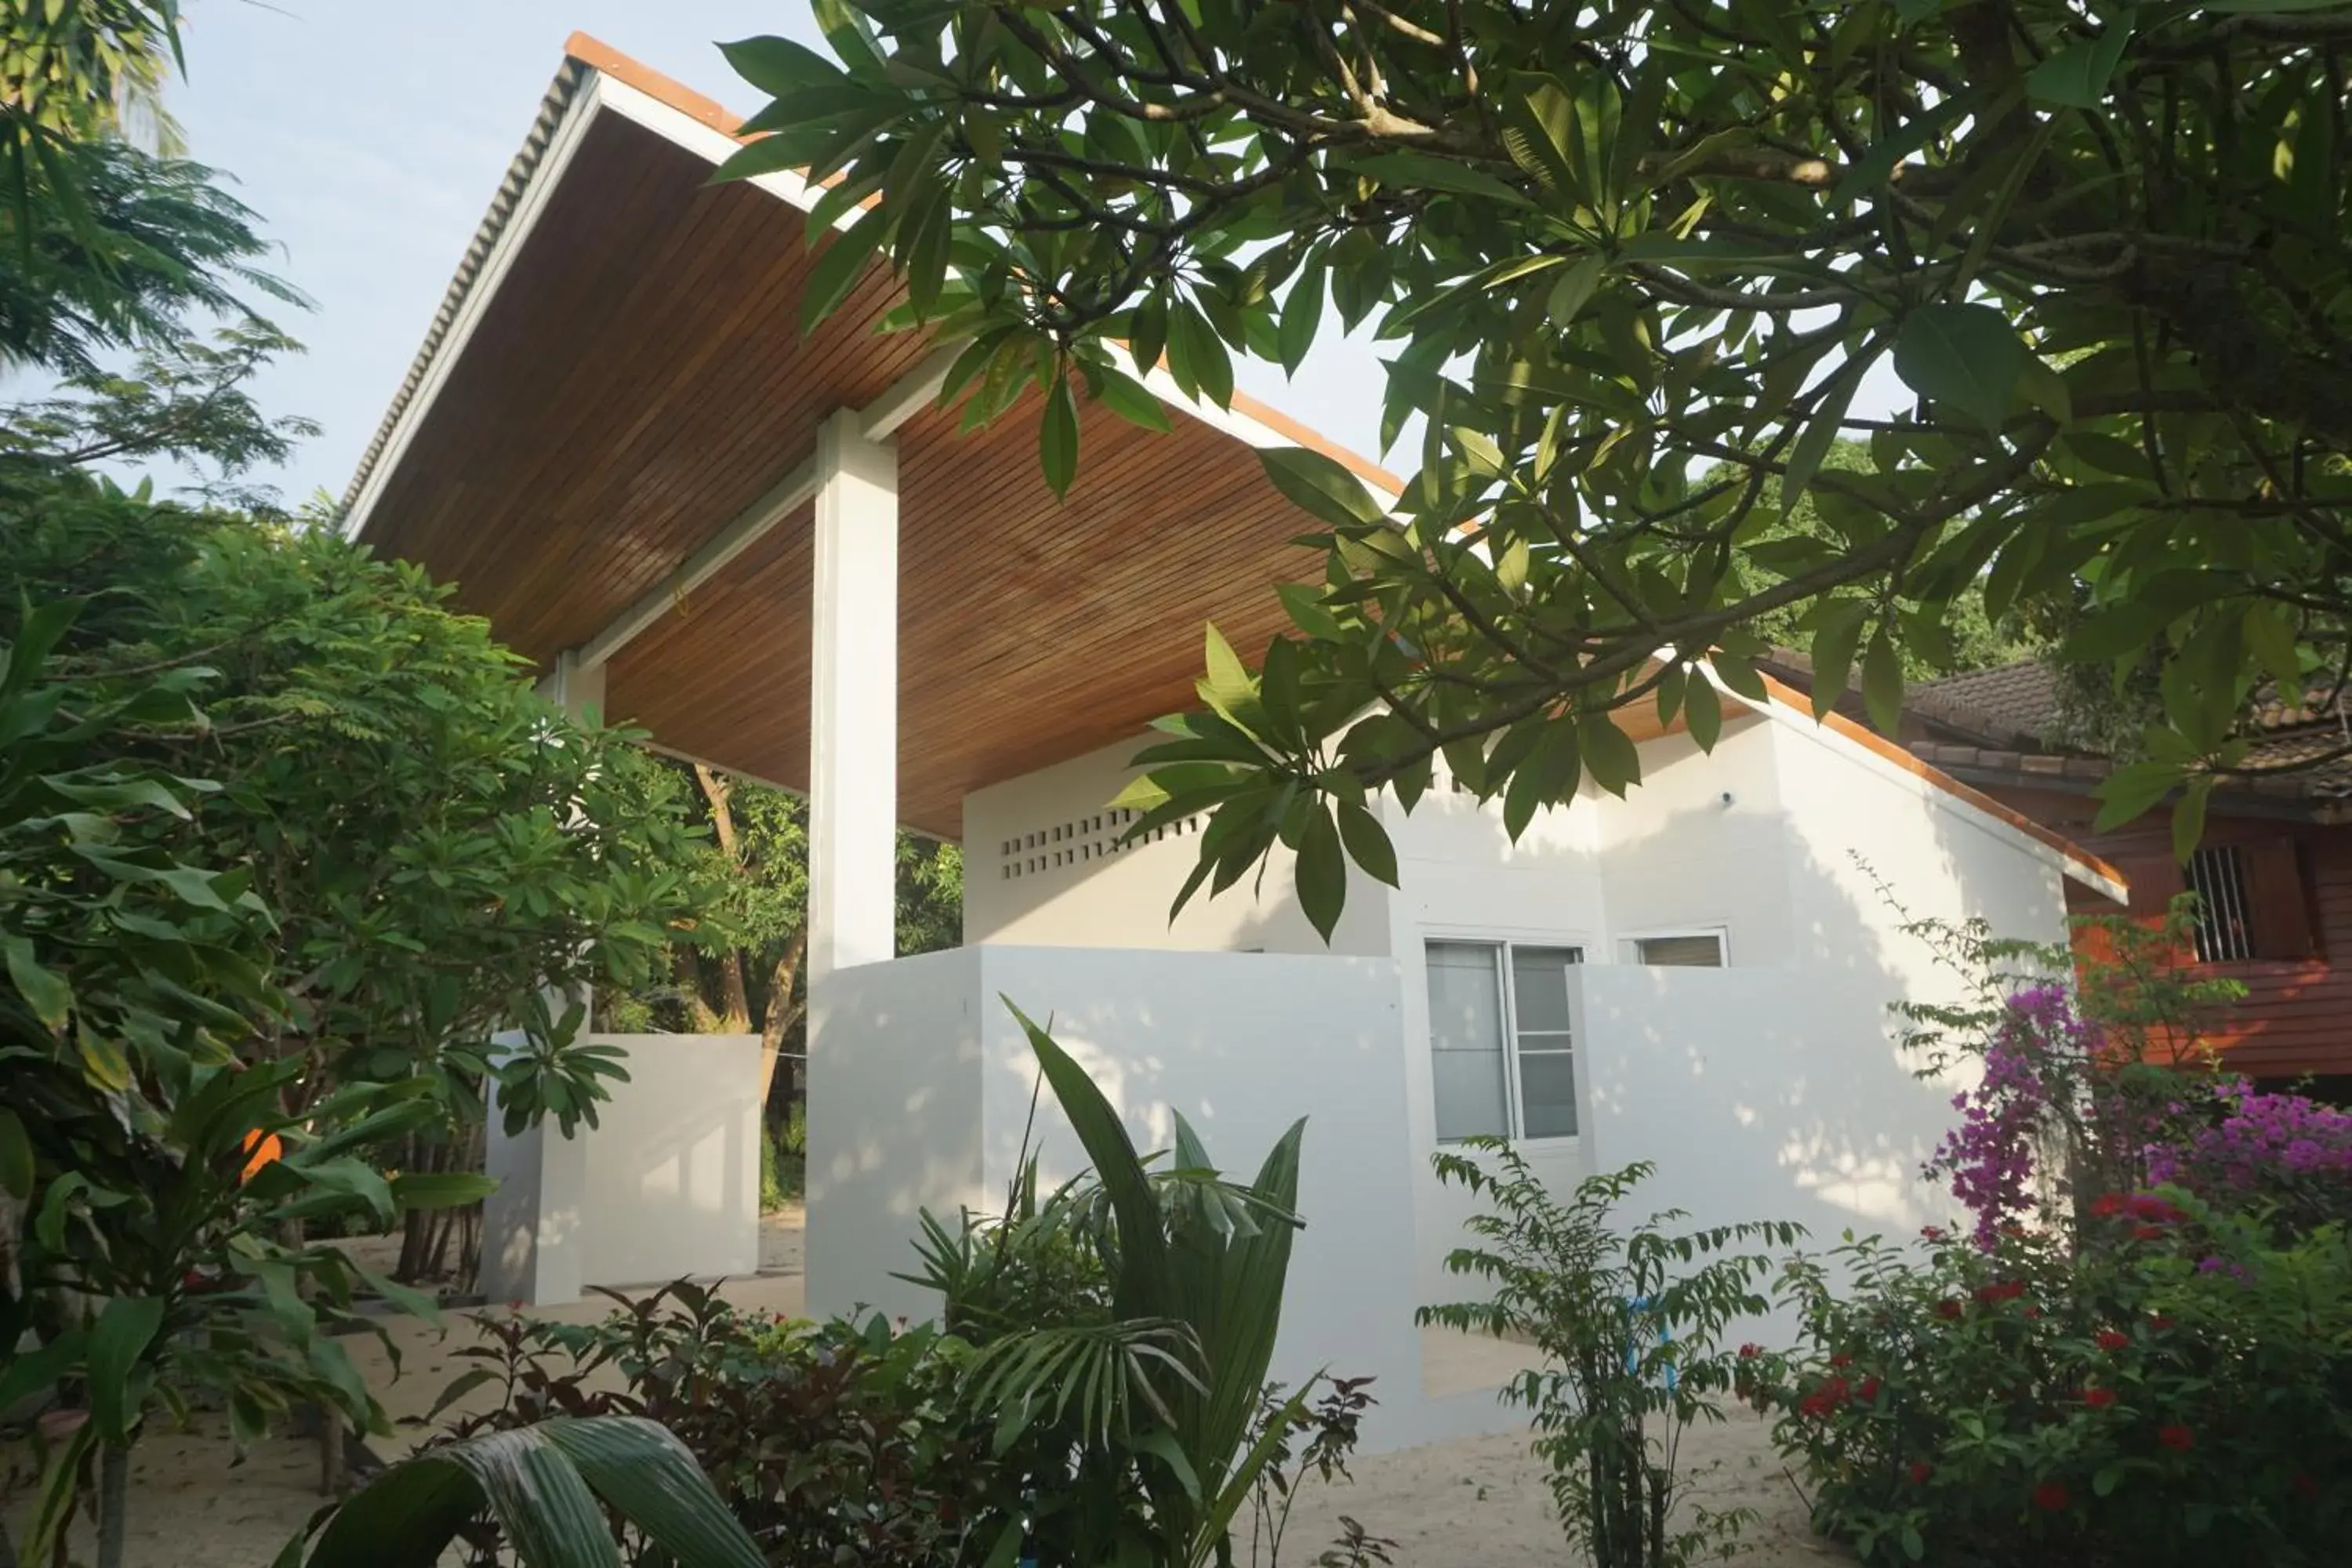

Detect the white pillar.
[
  {"left": 480, "top": 652, "right": 609, "bottom": 1306},
  {"left": 807, "top": 408, "right": 901, "bottom": 981}
]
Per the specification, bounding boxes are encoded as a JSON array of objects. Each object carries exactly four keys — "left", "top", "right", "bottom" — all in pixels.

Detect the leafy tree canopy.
[
  {"left": 0, "top": 140, "right": 305, "bottom": 377},
  {"left": 732, "top": 0, "right": 2352, "bottom": 932},
  {"left": 0, "top": 471, "right": 719, "bottom": 1123}
]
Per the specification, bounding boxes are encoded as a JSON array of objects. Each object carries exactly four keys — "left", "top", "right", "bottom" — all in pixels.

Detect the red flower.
[
  {"left": 2128, "top": 1194, "right": 2187, "bottom": 1225},
  {"left": 2096, "top": 1329, "right": 2131, "bottom": 1351},
  {"left": 2024, "top": 1306, "right": 2042, "bottom": 1320},
  {"left": 2149, "top": 1315, "right": 2176, "bottom": 1330},
  {"left": 1935, "top": 1298, "right": 1964, "bottom": 1320},
  {"left": 1921, "top": 1225, "right": 1945, "bottom": 1242},
  {"left": 2091, "top": 1192, "right": 2127, "bottom": 1219},
  {"left": 1974, "top": 1279, "right": 2027, "bottom": 1305},
  {"left": 1908, "top": 1461, "right": 1933, "bottom": 1485},
  {"left": 2034, "top": 1482, "right": 2070, "bottom": 1512},
  {"left": 1857, "top": 1376, "right": 1881, "bottom": 1403},
  {"left": 2158, "top": 1425, "right": 2194, "bottom": 1452},
  {"left": 2132, "top": 1224, "right": 2165, "bottom": 1241},
  {"left": 2083, "top": 1388, "right": 2117, "bottom": 1410},
  {"left": 1830, "top": 1352, "right": 1853, "bottom": 1369},
  {"left": 1738, "top": 1343, "right": 1762, "bottom": 1359},
  {"left": 1798, "top": 1376, "right": 1852, "bottom": 1418}
]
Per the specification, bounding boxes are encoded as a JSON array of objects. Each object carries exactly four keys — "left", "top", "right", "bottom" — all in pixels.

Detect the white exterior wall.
[
  {"left": 579, "top": 1034, "right": 763, "bottom": 1287},
  {"left": 961, "top": 738, "right": 1392, "bottom": 956},
  {"left": 807, "top": 945, "right": 1487, "bottom": 1450},
  {"left": 804, "top": 699, "right": 2085, "bottom": 1435},
  {"left": 1590, "top": 715, "right": 1798, "bottom": 964},
  {"left": 484, "top": 1032, "right": 761, "bottom": 1305},
  {"left": 807, "top": 947, "right": 987, "bottom": 1322},
  {"left": 1385, "top": 768, "right": 1607, "bottom": 1301}
]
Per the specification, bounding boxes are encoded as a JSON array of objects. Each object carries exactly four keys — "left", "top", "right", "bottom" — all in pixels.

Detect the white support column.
[
  {"left": 807, "top": 408, "right": 901, "bottom": 982},
  {"left": 480, "top": 651, "right": 608, "bottom": 1306}
]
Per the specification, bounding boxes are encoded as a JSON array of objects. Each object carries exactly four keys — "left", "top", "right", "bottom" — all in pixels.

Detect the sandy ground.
[{"left": 7, "top": 1208, "right": 1842, "bottom": 1567}]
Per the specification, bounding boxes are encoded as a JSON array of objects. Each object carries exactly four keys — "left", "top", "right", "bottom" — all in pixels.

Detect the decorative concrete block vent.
[{"left": 999, "top": 808, "right": 1203, "bottom": 880}]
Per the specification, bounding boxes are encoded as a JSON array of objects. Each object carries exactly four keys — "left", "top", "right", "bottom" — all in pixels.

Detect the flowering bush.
[
  {"left": 1759, "top": 1205, "right": 2352, "bottom": 1566},
  {"left": 1896, "top": 915, "right": 2222, "bottom": 1249},
  {"left": 2145, "top": 1080, "right": 2352, "bottom": 1231}
]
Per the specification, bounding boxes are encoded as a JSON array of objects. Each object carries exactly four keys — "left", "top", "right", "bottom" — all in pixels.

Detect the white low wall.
[
  {"left": 1573, "top": 965, "right": 1962, "bottom": 1344},
  {"left": 483, "top": 1032, "right": 762, "bottom": 1305},
  {"left": 808, "top": 946, "right": 1483, "bottom": 1448}
]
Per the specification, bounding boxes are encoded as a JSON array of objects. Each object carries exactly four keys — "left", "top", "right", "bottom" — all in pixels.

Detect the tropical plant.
[
  {"left": 0, "top": 604, "right": 489, "bottom": 1568},
  {"left": 0, "top": 471, "right": 718, "bottom": 1287},
  {"left": 1763, "top": 1208, "right": 2352, "bottom": 1566},
  {"left": 1419, "top": 1146, "right": 1802, "bottom": 1568},
  {"left": 418, "top": 1285, "right": 1004, "bottom": 1567},
  {"left": 1889, "top": 894, "right": 2245, "bottom": 1241},
  {"left": 728, "top": 0, "right": 2352, "bottom": 924},
  {"left": 905, "top": 1005, "right": 1322, "bottom": 1567},
  {"left": 281, "top": 1414, "right": 765, "bottom": 1568},
  {"left": 641, "top": 766, "right": 960, "bottom": 1119}
]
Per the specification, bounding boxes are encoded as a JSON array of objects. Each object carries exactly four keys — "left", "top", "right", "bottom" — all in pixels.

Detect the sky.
[{"left": 157, "top": 1, "right": 1399, "bottom": 510}]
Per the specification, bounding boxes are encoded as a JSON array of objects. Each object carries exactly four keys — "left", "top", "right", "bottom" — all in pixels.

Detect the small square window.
[{"left": 1632, "top": 933, "right": 1725, "bottom": 967}]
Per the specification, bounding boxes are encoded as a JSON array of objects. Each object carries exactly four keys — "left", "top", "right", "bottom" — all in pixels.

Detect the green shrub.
[
  {"left": 758, "top": 1119, "right": 803, "bottom": 1212},
  {"left": 1418, "top": 1145, "right": 1802, "bottom": 1568},
  {"left": 1760, "top": 1206, "right": 2352, "bottom": 1566},
  {"left": 423, "top": 1015, "right": 1377, "bottom": 1566}
]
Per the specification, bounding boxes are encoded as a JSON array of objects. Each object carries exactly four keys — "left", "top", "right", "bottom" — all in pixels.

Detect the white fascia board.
[{"left": 1124, "top": 353, "right": 1403, "bottom": 506}]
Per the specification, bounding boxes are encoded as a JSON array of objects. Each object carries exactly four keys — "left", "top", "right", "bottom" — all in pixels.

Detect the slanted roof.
[
  {"left": 340, "top": 34, "right": 1413, "bottom": 840},
  {"left": 1906, "top": 660, "right": 2352, "bottom": 804},
  {"left": 343, "top": 31, "right": 2125, "bottom": 896}
]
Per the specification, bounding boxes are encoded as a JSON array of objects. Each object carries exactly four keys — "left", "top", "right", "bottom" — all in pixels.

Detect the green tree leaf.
[
  {"left": 1893, "top": 303, "right": 2028, "bottom": 434},
  {"left": 1041, "top": 367, "right": 1080, "bottom": 499},
  {"left": 89, "top": 1295, "right": 165, "bottom": 1446},
  {"left": 1257, "top": 447, "right": 1387, "bottom": 530},
  {"left": 1294, "top": 804, "right": 1347, "bottom": 941}
]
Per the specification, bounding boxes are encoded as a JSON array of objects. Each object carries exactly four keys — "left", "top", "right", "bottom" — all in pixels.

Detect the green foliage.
[
  {"left": 287, "top": 1412, "right": 764, "bottom": 1568},
  {"left": 736, "top": 0, "right": 2352, "bottom": 912},
  {"left": 417, "top": 1286, "right": 1006, "bottom": 1567},
  {"left": 0, "top": 470, "right": 717, "bottom": 1131},
  {"left": 0, "top": 139, "right": 303, "bottom": 376},
  {"left": 1762, "top": 1216, "right": 2352, "bottom": 1566},
  {"left": 0, "top": 318, "right": 320, "bottom": 511},
  {"left": 757, "top": 1104, "right": 805, "bottom": 1211},
  {"left": 1418, "top": 1148, "right": 1802, "bottom": 1568},
  {"left": 0, "top": 603, "right": 483, "bottom": 1566},
  {"left": 0, "top": 470, "right": 717, "bottom": 1561},
  {"left": 1734, "top": 441, "right": 2045, "bottom": 681},
  {"left": 898, "top": 1004, "right": 1320, "bottom": 1566}
]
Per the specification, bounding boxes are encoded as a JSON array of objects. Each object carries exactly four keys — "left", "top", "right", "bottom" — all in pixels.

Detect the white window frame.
[
  {"left": 1617, "top": 924, "right": 1732, "bottom": 967},
  {"left": 1421, "top": 931, "right": 1590, "bottom": 1145}
]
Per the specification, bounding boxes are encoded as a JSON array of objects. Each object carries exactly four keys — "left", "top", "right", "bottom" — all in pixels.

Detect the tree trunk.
[
  {"left": 757, "top": 929, "right": 808, "bottom": 1111},
  {"left": 692, "top": 764, "right": 756, "bottom": 1034},
  {"left": 95, "top": 1444, "right": 127, "bottom": 1568}
]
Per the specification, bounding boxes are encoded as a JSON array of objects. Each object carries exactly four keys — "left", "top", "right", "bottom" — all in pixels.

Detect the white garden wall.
[
  {"left": 483, "top": 1032, "right": 761, "bottom": 1305},
  {"left": 804, "top": 946, "right": 987, "bottom": 1320},
  {"left": 805, "top": 945, "right": 1498, "bottom": 1448}
]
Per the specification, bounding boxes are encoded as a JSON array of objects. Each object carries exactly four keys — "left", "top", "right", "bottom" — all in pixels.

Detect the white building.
[{"left": 345, "top": 34, "right": 2124, "bottom": 1449}]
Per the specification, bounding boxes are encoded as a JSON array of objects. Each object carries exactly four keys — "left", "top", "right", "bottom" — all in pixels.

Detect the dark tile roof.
[
  {"left": 1908, "top": 662, "right": 2060, "bottom": 746},
  {"left": 1765, "top": 652, "right": 2352, "bottom": 804}
]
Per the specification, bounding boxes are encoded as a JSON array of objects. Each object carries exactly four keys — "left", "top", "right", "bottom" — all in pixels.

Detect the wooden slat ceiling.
[{"left": 358, "top": 100, "right": 1325, "bottom": 840}]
